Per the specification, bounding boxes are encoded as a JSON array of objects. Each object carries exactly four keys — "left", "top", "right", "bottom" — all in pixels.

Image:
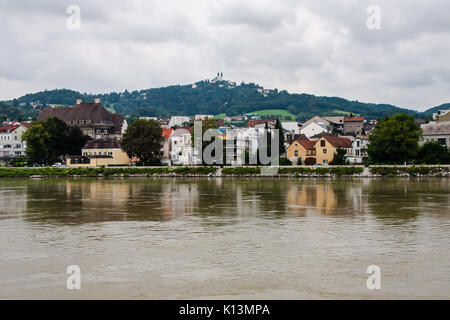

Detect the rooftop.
[
  {"left": 344, "top": 116, "right": 364, "bottom": 122},
  {"left": 83, "top": 138, "right": 121, "bottom": 149},
  {"left": 323, "top": 136, "right": 353, "bottom": 148},
  {"left": 421, "top": 122, "right": 450, "bottom": 135}
]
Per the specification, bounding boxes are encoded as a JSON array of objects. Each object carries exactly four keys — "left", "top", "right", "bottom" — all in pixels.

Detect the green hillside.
[
  {"left": 5, "top": 80, "right": 444, "bottom": 122},
  {"left": 248, "top": 109, "right": 296, "bottom": 120}
]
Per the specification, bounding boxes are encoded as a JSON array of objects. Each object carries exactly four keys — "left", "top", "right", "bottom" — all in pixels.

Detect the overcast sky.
[{"left": 1, "top": 0, "right": 449, "bottom": 111}]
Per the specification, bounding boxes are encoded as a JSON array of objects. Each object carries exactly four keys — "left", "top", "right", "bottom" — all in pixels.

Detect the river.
[{"left": 0, "top": 178, "right": 449, "bottom": 299}]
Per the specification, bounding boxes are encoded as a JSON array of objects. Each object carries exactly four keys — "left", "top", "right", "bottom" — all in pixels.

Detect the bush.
[
  {"left": 222, "top": 167, "right": 261, "bottom": 175},
  {"left": 370, "top": 166, "right": 449, "bottom": 176},
  {"left": 279, "top": 158, "right": 292, "bottom": 166}
]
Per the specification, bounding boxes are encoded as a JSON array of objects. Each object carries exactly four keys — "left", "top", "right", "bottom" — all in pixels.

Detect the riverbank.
[{"left": 0, "top": 165, "right": 449, "bottom": 178}]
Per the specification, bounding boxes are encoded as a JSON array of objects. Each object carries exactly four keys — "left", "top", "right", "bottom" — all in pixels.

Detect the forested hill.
[{"left": 4, "top": 81, "right": 443, "bottom": 121}]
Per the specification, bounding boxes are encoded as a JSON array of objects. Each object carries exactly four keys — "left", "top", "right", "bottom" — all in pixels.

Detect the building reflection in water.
[{"left": 14, "top": 177, "right": 449, "bottom": 226}]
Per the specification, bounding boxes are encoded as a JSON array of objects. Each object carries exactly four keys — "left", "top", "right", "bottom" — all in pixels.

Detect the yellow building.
[
  {"left": 66, "top": 138, "right": 130, "bottom": 167},
  {"left": 286, "top": 136, "right": 352, "bottom": 165},
  {"left": 286, "top": 139, "right": 317, "bottom": 165},
  {"left": 315, "top": 136, "right": 352, "bottom": 165}
]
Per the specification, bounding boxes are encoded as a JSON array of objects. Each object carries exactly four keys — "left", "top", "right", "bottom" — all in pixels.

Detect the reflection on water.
[{"left": 0, "top": 178, "right": 449, "bottom": 299}]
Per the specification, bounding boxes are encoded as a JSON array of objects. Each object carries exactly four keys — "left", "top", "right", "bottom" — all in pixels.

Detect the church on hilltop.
[{"left": 210, "top": 72, "right": 224, "bottom": 83}]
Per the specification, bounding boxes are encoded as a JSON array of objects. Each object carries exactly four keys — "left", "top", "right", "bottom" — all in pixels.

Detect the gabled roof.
[
  {"left": 162, "top": 128, "right": 173, "bottom": 139},
  {"left": 293, "top": 133, "right": 308, "bottom": 140},
  {"left": 0, "top": 124, "right": 21, "bottom": 133},
  {"left": 296, "top": 139, "right": 317, "bottom": 150},
  {"left": 344, "top": 116, "right": 364, "bottom": 122},
  {"left": 323, "top": 116, "right": 345, "bottom": 124},
  {"left": 310, "top": 132, "right": 334, "bottom": 139},
  {"left": 247, "top": 119, "right": 276, "bottom": 128},
  {"left": 38, "top": 102, "right": 126, "bottom": 134},
  {"left": 302, "top": 116, "right": 330, "bottom": 127},
  {"left": 323, "top": 136, "right": 353, "bottom": 148}
]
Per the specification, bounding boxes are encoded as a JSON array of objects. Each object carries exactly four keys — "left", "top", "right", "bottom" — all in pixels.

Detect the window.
[
  {"left": 294, "top": 150, "right": 298, "bottom": 156},
  {"left": 108, "top": 152, "right": 112, "bottom": 156},
  {"left": 323, "top": 159, "right": 328, "bottom": 164},
  {"left": 438, "top": 138, "right": 446, "bottom": 145},
  {"left": 356, "top": 150, "right": 360, "bottom": 156},
  {"left": 320, "top": 140, "right": 325, "bottom": 147},
  {"left": 323, "top": 149, "right": 327, "bottom": 154},
  {"left": 357, "top": 141, "right": 360, "bottom": 147}
]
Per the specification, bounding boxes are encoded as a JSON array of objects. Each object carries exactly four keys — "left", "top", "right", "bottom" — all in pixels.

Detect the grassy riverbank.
[{"left": 0, "top": 165, "right": 449, "bottom": 178}]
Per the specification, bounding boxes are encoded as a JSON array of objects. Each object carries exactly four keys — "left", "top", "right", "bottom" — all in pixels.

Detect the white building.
[
  {"left": 195, "top": 115, "right": 214, "bottom": 121},
  {"left": 420, "top": 122, "right": 450, "bottom": 148},
  {"left": 0, "top": 123, "right": 29, "bottom": 160},
  {"left": 344, "top": 136, "right": 369, "bottom": 164},
  {"left": 300, "top": 121, "right": 329, "bottom": 139},
  {"left": 170, "top": 128, "right": 193, "bottom": 165},
  {"left": 168, "top": 116, "right": 190, "bottom": 128},
  {"left": 432, "top": 109, "right": 450, "bottom": 121},
  {"left": 282, "top": 122, "right": 301, "bottom": 135},
  {"left": 139, "top": 117, "right": 158, "bottom": 121}
]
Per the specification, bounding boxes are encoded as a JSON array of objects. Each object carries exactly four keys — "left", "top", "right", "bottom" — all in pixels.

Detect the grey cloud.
[{"left": 0, "top": 0, "right": 449, "bottom": 111}]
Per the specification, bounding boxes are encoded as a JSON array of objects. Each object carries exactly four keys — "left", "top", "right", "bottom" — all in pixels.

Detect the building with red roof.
[
  {"left": 343, "top": 116, "right": 364, "bottom": 135},
  {"left": 0, "top": 123, "right": 29, "bottom": 160}
]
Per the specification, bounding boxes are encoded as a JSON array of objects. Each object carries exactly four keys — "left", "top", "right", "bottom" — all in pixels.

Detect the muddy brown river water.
[{"left": 0, "top": 178, "right": 449, "bottom": 299}]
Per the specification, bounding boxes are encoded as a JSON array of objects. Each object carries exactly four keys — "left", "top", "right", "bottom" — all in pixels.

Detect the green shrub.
[{"left": 222, "top": 167, "right": 261, "bottom": 175}]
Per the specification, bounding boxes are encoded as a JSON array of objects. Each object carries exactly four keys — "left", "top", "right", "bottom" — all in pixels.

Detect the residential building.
[
  {"left": 437, "top": 111, "right": 450, "bottom": 122},
  {"left": 282, "top": 121, "right": 301, "bottom": 135},
  {"left": 170, "top": 128, "right": 193, "bottom": 165},
  {"left": 38, "top": 98, "right": 127, "bottom": 140},
  {"left": 286, "top": 133, "right": 308, "bottom": 145},
  {"left": 286, "top": 139, "right": 316, "bottom": 165},
  {"left": 343, "top": 116, "right": 364, "bottom": 135},
  {"left": 344, "top": 136, "right": 369, "bottom": 164},
  {"left": 247, "top": 119, "right": 276, "bottom": 128},
  {"left": 310, "top": 131, "right": 338, "bottom": 141},
  {"left": 420, "top": 122, "right": 450, "bottom": 148},
  {"left": 66, "top": 138, "right": 130, "bottom": 167},
  {"left": 157, "top": 119, "right": 170, "bottom": 129},
  {"left": 161, "top": 128, "right": 173, "bottom": 165},
  {"left": 224, "top": 116, "right": 244, "bottom": 122},
  {"left": 315, "top": 136, "right": 353, "bottom": 165},
  {"left": 323, "top": 116, "right": 345, "bottom": 135},
  {"left": 300, "top": 121, "right": 329, "bottom": 139},
  {"left": 139, "top": 116, "right": 158, "bottom": 121},
  {"left": 433, "top": 109, "right": 450, "bottom": 122},
  {"left": 302, "top": 116, "right": 331, "bottom": 128},
  {"left": 168, "top": 116, "right": 191, "bottom": 128},
  {"left": 286, "top": 135, "right": 352, "bottom": 165},
  {"left": 364, "top": 120, "right": 378, "bottom": 135},
  {"left": 195, "top": 115, "right": 214, "bottom": 121},
  {"left": 0, "top": 123, "right": 29, "bottom": 161}
]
